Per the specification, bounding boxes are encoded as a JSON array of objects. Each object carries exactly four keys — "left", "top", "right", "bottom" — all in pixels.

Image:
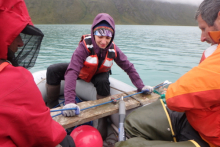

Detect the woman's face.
[
  {"left": 9, "top": 34, "right": 24, "bottom": 53},
  {"left": 94, "top": 35, "right": 111, "bottom": 49}
]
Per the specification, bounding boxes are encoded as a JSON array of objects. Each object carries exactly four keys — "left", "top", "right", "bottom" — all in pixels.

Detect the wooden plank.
[{"left": 51, "top": 91, "right": 160, "bottom": 129}]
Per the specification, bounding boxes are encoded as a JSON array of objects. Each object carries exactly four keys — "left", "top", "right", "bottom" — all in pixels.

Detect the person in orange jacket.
[
  {"left": 116, "top": 0, "right": 220, "bottom": 147},
  {"left": 166, "top": 0, "right": 220, "bottom": 146},
  {"left": 0, "top": 0, "right": 75, "bottom": 146}
]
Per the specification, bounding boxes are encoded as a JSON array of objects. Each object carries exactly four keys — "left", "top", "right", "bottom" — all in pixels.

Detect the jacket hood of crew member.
[
  {"left": 91, "top": 13, "right": 115, "bottom": 51},
  {"left": 0, "top": 0, "right": 33, "bottom": 60}
]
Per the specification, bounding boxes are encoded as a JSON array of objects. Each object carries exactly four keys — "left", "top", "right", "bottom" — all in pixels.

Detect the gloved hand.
[
  {"left": 142, "top": 85, "right": 154, "bottom": 94},
  {"left": 62, "top": 103, "right": 80, "bottom": 117}
]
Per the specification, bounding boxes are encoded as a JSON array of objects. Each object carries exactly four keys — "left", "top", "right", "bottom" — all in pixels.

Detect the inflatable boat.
[{"left": 32, "top": 70, "right": 136, "bottom": 102}]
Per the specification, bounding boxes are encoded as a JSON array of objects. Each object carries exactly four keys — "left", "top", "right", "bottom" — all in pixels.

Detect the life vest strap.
[{"left": 0, "top": 62, "right": 9, "bottom": 72}]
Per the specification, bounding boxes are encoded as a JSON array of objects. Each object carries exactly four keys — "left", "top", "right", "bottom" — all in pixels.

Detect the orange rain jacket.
[{"left": 166, "top": 32, "right": 220, "bottom": 147}]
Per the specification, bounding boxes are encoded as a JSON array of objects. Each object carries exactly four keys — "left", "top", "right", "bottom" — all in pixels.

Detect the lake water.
[{"left": 30, "top": 25, "right": 209, "bottom": 87}]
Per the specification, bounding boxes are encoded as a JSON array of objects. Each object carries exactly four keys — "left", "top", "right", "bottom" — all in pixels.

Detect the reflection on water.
[{"left": 30, "top": 25, "right": 209, "bottom": 87}]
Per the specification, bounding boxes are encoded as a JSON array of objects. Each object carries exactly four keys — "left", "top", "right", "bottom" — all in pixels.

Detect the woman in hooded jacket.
[{"left": 46, "top": 13, "right": 153, "bottom": 116}]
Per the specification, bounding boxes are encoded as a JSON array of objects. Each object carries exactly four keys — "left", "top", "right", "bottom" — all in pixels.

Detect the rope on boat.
[
  {"left": 51, "top": 83, "right": 168, "bottom": 118},
  {"left": 36, "top": 77, "right": 46, "bottom": 85},
  {"left": 153, "top": 90, "right": 166, "bottom": 105},
  {"left": 110, "top": 86, "right": 144, "bottom": 106},
  {"left": 51, "top": 91, "right": 145, "bottom": 118},
  {"left": 53, "top": 100, "right": 65, "bottom": 108}
]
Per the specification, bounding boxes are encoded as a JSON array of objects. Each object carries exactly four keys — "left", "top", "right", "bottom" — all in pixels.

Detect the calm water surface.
[{"left": 30, "top": 25, "right": 209, "bottom": 87}]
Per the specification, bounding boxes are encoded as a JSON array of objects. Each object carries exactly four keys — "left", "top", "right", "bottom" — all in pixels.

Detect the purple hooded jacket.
[{"left": 64, "top": 13, "right": 145, "bottom": 104}]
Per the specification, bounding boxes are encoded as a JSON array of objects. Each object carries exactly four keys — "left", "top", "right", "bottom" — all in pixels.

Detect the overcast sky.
[{"left": 158, "top": 0, "right": 203, "bottom": 6}]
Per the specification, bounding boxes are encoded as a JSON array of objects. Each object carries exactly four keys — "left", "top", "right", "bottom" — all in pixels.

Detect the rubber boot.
[{"left": 46, "top": 83, "right": 60, "bottom": 108}]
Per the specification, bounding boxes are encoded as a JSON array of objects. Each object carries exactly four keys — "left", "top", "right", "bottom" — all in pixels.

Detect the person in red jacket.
[
  {"left": 0, "top": 0, "right": 75, "bottom": 146},
  {"left": 116, "top": 0, "right": 220, "bottom": 147}
]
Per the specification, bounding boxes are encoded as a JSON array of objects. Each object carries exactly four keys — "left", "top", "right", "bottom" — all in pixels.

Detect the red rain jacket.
[{"left": 0, "top": 0, "right": 66, "bottom": 146}]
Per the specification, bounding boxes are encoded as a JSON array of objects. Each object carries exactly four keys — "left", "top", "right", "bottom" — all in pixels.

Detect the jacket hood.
[
  {"left": 0, "top": 0, "right": 33, "bottom": 60},
  {"left": 209, "top": 31, "right": 220, "bottom": 44},
  {"left": 91, "top": 13, "right": 115, "bottom": 50}
]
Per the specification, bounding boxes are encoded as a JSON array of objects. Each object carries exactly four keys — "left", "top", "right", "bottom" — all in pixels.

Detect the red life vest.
[{"left": 78, "top": 35, "right": 117, "bottom": 82}]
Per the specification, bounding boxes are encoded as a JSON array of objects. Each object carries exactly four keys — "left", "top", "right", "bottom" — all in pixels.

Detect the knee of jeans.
[{"left": 47, "top": 64, "right": 57, "bottom": 75}]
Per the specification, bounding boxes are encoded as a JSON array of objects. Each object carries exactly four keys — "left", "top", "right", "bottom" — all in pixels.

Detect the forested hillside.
[{"left": 25, "top": 0, "right": 198, "bottom": 25}]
